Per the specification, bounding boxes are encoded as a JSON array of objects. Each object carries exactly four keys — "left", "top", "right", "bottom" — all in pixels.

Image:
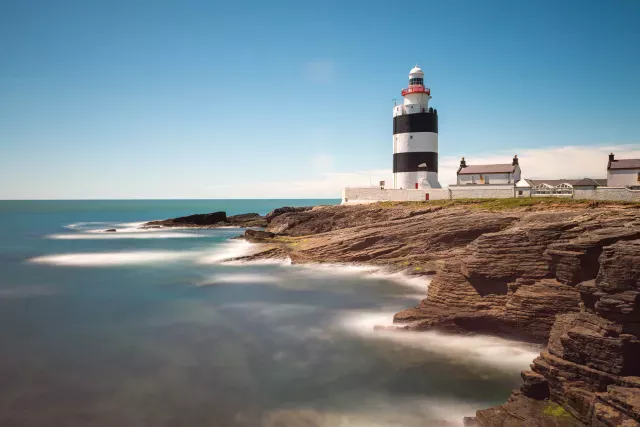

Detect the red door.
[
  {"left": 425, "top": 193, "right": 430, "bottom": 201},
  {"left": 415, "top": 183, "right": 419, "bottom": 189}
]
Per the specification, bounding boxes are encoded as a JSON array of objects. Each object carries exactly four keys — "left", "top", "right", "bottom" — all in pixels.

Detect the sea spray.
[
  {"left": 28, "top": 251, "right": 197, "bottom": 267},
  {"left": 337, "top": 310, "right": 541, "bottom": 372}
]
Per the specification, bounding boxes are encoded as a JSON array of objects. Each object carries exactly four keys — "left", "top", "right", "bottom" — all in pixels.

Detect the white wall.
[
  {"left": 343, "top": 188, "right": 450, "bottom": 204},
  {"left": 343, "top": 186, "right": 640, "bottom": 204},
  {"left": 395, "top": 171, "right": 441, "bottom": 190},
  {"left": 607, "top": 169, "right": 640, "bottom": 187},
  {"left": 574, "top": 187, "right": 640, "bottom": 202},
  {"left": 449, "top": 185, "right": 514, "bottom": 199}
]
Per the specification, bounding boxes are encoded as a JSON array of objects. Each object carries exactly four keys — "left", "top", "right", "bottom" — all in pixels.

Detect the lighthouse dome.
[{"left": 409, "top": 66, "right": 424, "bottom": 77}]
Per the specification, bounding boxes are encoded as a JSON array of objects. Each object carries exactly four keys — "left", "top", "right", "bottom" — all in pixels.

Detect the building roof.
[
  {"left": 608, "top": 159, "right": 640, "bottom": 170},
  {"left": 457, "top": 164, "right": 516, "bottom": 175},
  {"left": 525, "top": 178, "right": 606, "bottom": 188}
]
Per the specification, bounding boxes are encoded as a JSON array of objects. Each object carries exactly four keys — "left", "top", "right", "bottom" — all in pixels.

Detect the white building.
[
  {"left": 607, "top": 153, "right": 640, "bottom": 188},
  {"left": 517, "top": 178, "right": 606, "bottom": 198},
  {"left": 455, "top": 155, "right": 521, "bottom": 185},
  {"left": 392, "top": 66, "right": 441, "bottom": 190}
]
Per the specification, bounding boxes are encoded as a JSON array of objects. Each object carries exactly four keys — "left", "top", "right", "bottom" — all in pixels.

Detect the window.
[
  {"left": 409, "top": 78, "right": 423, "bottom": 86},
  {"left": 637, "top": 172, "right": 640, "bottom": 183},
  {"left": 518, "top": 190, "right": 523, "bottom": 196}
]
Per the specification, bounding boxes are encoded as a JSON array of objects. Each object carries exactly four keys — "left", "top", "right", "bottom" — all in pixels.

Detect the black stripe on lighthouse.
[
  {"left": 393, "top": 112, "right": 438, "bottom": 135},
  {"left": 393, "top": 152, "right": 438, "bottom": 173}
]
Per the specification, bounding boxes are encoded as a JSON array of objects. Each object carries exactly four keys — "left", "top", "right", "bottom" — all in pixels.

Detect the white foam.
[
  {"left": 46, "top": 232, "right": 204, "bottom": 240},
  {"left": 196, "top": 274, "right": 279, "bottom": 286},
  {"left": 288, "top": 264, "right": 430, "bottom": 299},
  {"left": 261, "top": 396, "right": 488, "bottom": 427},
  {"left": 367, "top": 271, "right": 431, "bottom": 294},
  {"left": 197, "top": 240, "right": 258, "bottom": 264},
  {"left": 28, "top": 251, "right": 196, "bottom": 267},
  {"left": 337, "top": 311, "right": 540, "bottom": 372},
  {"left": 64, "top": 221, "right": 109, "bottom": 230},
  {"left": 223, "top": 257, "right": 292, "bottom": 266},
  {"left": 294, "top": 263, "right": 380, "bottom": 275},
  {"left": 114, "top": 221, "right": 147, "bottom": 228}
]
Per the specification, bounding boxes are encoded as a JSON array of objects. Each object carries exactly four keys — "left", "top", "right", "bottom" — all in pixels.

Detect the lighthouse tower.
[{"left": 393, "top": 66, "right": 441, "bottom": 189}]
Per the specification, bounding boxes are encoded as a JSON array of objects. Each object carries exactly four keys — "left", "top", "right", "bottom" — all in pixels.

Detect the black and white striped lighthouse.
[{"left": 393, "top": 66, "right": 441, "bottom": 189}]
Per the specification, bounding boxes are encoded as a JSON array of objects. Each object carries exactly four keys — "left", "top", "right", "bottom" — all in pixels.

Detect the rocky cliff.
[{"left": 239, "top": 199, "right": 640, "bottom": 426}]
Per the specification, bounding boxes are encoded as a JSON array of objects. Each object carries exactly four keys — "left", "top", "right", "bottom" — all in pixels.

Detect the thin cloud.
[{"left": 220, "top": 144, "right": 640, "bottom": 198}]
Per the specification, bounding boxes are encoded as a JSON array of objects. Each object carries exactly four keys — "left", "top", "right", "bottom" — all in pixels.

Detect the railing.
[
  {"left": 402, "top": 85, "right": 430, "bottom": 96},
  {"left": 394, "top": 105, "right": 437, "bottom": 116}
]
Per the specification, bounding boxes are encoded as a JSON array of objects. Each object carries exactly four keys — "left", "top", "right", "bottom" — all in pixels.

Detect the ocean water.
[{"left": 0, "top": 200, "right": 540, "bottom": 427}]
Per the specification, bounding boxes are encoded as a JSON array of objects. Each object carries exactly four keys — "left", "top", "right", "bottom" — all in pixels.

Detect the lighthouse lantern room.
[{"left": 393, "top": 66, "right": 441, "bottom": 190}]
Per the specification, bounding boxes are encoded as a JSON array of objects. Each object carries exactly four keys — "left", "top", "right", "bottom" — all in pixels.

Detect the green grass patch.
[{"left": 543, "top": 402, "right": 571, "bottom": 418}]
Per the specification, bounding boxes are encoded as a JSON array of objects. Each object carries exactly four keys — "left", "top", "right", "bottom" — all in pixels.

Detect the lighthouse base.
[{"left": 394, "top": 171, "right": 442, "bottom": 190}]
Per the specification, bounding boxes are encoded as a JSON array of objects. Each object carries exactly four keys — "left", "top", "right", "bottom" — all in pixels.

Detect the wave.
[
  {"left": 222, "top": 257, "right": 292, "bottom": 266},
  {"left": 64, "top": 221, "right": 110, "bottom": 230},
  {"left": 287, "top": 263, "right": 430, "bottom": 299},
  {"left": 337, "top": 311, "right": 540, "bottom": 372},
  {"left": 46, "top": 232, "right": 204, "bottom": 240},
  {"left": 260, "top": 395, "right": 491, "bottom": 427},
  {"left": 366, "top": 270, "right": 430, "bottom": 297},
  {"left": 196, "top": 240, "right": 258, "bottom": 264},
  {"left": 196, "top": 273, "right": 279, "bottom": 286},
  {"left": 28, "top": 251, "right": 196, "bottom": 267}
]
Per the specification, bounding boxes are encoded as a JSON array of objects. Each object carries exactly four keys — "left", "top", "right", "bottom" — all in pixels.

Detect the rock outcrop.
[
  {"left": 236, "top": 200, "right": 640, "bottom": 426},
  {"left": 143, "top": 212, "right": 267, "bottom": 228},
  {"left": 472, "top": 241, "right": 640, "bottom": 426}
]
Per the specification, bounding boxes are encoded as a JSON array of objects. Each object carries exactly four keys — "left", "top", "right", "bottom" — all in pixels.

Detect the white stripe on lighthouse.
[{"left": 393, "top": 132, "right": 438, "bottom": 154}]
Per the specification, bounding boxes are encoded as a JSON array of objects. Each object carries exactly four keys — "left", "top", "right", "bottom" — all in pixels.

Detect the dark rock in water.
[
  {"left": 146, "top": 211, "right": 227, "bottom": 227},
  {"left": 104, "top": 229, "right": 117, "bottom": 232},
  {"left": 463, "top": 417, "right": 480, "bottom": 427},
  {"left": 143, "top": 211, "right": 268, "bottom": 228},
  {"left": 227, "top": 213, "right": 268, "bottom": 228},
  {"left": 244, "top": 229, "right": 275, "bottom": 240},
  {"left": 265, "top": 206, "right": 313, "bottom": 223}
]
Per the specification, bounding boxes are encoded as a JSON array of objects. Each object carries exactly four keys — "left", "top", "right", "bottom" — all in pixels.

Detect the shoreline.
[{"left": 141, "top": 199, "right": 640, "bottom": 426}]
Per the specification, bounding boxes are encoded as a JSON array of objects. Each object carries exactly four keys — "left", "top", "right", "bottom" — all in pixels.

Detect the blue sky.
[{"left": 1, "top": 0, "right": 639, "bottom": 199}]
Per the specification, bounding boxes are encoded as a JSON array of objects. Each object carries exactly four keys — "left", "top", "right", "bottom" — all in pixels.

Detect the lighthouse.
[{"left": 393, "top": 66, "right": 441, "bottom": 189}]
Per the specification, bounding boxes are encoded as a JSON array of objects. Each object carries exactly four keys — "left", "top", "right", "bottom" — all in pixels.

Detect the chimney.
[
  {"left": 460, "top": 157, "right": 467, "bottom": 168},
  {"left": 512, "top": 154, "right": 519, "bottom": 166},
  {"left": 609, "top": 153, "right": 615, "bottom": 163}
]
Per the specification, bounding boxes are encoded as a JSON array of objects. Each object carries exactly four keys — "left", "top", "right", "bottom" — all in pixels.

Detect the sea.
[{"left": 0, "top": 199, "right": 540, "bottom": 427}]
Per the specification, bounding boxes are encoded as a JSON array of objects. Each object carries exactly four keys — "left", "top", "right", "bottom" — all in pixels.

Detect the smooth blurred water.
[{"left": 0, "top": 200, "right": 539, "bottom": 427}]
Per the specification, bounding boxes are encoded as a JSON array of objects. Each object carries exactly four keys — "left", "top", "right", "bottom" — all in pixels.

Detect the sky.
[{"left": 1, "top": 0, "right": 639, "bottom": 199}]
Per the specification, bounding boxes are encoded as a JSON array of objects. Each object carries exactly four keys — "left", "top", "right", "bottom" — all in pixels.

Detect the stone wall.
[
  {"left": 342, "top": 188, "right": 450, "bottom": 204},
  {"left": 449, "top": 185, "right": 514, "bottom": 199},
  {"left": 343, "top": 185, "right": 640, "bottom": 204},
  {"left": 574, "top": 187, "right": 640, "bottom": 202}
]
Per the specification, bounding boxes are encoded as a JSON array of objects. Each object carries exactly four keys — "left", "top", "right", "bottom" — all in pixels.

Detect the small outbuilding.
[
  {"left": 607, "top": 153, "right": 640, "bottom": 188},
  {"left": 456, "top": 155, "right": 521, "bottom": 185}
]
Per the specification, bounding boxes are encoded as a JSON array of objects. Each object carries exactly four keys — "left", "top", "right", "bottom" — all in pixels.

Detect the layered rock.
[{"left": 474, "top": 240, "right": 640, "bottom": 426}]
